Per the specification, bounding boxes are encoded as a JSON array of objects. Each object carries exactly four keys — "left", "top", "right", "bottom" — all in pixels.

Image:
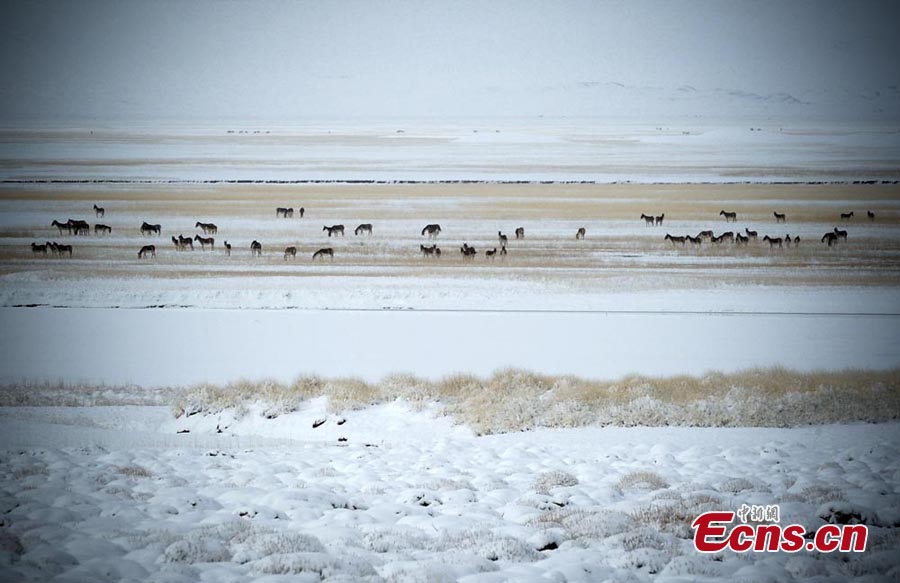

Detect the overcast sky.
[{"left": 2, "top": 0, "right": 898, "bottom": 123}]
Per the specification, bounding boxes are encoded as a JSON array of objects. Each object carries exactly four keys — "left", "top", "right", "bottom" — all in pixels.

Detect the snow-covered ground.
[
  {"left": 1, "top": 405, "right": 899, "bottom": 582},
  {"left": 2, "top": 122, "right": 899, "bottom": 183},
  {"left": 1, "top": 307, "right": 899, "bottom": 386}
]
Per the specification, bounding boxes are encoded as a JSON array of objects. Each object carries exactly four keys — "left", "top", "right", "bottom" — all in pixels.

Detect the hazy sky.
[{"left": 2, "top": 0, "right": 899, "bottom": 122}]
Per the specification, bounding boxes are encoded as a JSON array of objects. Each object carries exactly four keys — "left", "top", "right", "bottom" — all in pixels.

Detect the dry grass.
[
  {"left": 168, "top": 366, "right": 900, "bottom": 434},
  {"left": 0, "top": 382, "right": 175, "bottom": 407},
  {"left": 618, "top": 471, "right": 670, "bottom": 491},
  {"left": 117, "top": 465, "right": 153, "bottom": 479}
]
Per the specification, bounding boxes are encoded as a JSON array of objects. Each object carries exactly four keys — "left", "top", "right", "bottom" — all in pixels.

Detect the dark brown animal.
[
  {"left": 421, "top": 224, "right": 442, "bottom": 238},
  {"left": 312, "top": 247, "right": 334, "bottom": 261},
  {"left": 141, "top": 222, "right": 161, "bottom": 236}
]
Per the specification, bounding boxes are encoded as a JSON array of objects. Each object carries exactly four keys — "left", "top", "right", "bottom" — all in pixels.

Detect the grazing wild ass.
[
  {"left": 70, "top": 220, "right": 90, "bottom": 236},
  {"left": 575, "top": 227, "right": 586, "bottom": 240},
  {"left": 355, "top": 223, "right": 373, "bottom": 235},
  {"left": 323, "top": 225, "right": 345, "bottom": 237},
  {"left": 94, "top": 224, "right": 112, "bottom": 235},
  {"left": 515, "top": 227, "right": 525, "bottom": 239},
  {"left": 313, "top": 247, "right": 334, "bottom": 261},
  {"left": 138, "top": 245, "right": 156, "bottom": 258},
  {"left": 821, "top": 232, "right": 839, "bottom": 246},
  {"left": 284, "top": 246, "right": 297, "bottom": 260},
  {"left": 250, "top": 240, "right": 262, "bottom": 256},
  {"left": 665, "top": 234, "right": 686, "bottom": 245}
]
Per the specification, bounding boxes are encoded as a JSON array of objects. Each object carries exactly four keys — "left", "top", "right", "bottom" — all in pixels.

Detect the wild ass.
[
  {"left": 194, "top": 235, "right": 215, "bottom": 250},
  {"left": 141, "top": 222, "right": 161, "bottom": 236},
  {"left": 93, "top": 204, "right": 105, "bottom": 218},
  {"left": 354, "top": 224, "right": 373, "bottom": 235},
  {"left": 51, "top": 220, "right": 72, "bottom": 235},
  {"left": 312, "top": 247, "right": 334, "bottom": 261},
  {"left": 421, "top": 224, "right": 442, "bottom": 238},
  {"left": 720, "top": 210, "right": 737, "bottom": 222},
  {"left": 138, "top": 245, "right": 156, "bottom": 258},
  {"left": 195, "top": 222, "right": 218, "bottom": 234},
  {"left": 420, "top": 244, "right": 441, "bottom": 257},
  {"left": 323, "top": 225, "right": 345, "bottom": 237}
]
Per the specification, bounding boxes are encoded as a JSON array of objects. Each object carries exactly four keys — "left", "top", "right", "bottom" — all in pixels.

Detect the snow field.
[{"left": 1, "top": 405, "right": 899, "bottom": 582}]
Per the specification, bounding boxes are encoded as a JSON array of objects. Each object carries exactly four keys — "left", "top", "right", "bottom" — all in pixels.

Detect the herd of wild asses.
[
  {"left": 28, "top": 205, "right": 881, "bottom": 261},
  {"left": 661, "top": 209, "right": 872, "bottom": 249}
]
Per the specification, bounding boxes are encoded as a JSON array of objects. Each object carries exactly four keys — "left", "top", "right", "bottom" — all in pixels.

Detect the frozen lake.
[{"left": 1, "top": 307, "right": 898, "bottom": 386}]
